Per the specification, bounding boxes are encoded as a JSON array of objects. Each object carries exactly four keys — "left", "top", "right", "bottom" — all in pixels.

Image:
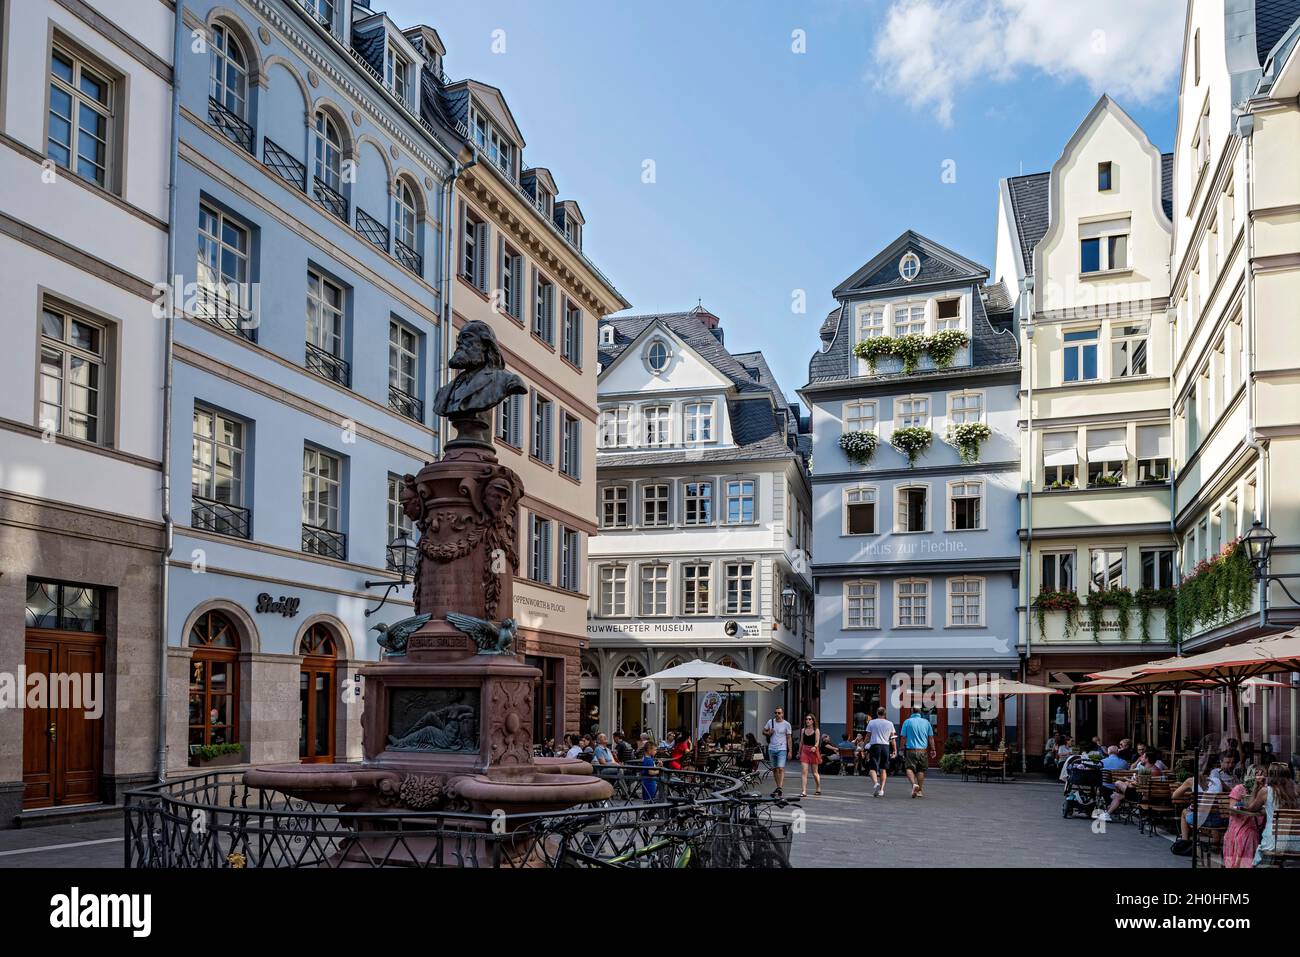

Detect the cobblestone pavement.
[
  {"left": 0, "top": 818, "right": 124, "bottom": 868},
  {"left": 772, "top": 771, "right": 1186, "bottom": 868}
]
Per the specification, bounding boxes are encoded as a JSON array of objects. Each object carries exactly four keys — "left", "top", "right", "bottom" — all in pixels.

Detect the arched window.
[
  {"left": 209, "top": 23, "right": 248, "bottom": 121},
  {"left": 718, "top": 655, "right": 739, "bottom": 669},
  {"left": 313, "top": 110, "right": 342, "bottom": 192},
  {"left": 393, "top": 178, "right": 418, "bottom": 252},
  {"left": 579, "top": 658, "right": 598, "bottom": 679},
  {"left": 615, "top": 659, "right": 646, "bottom": 680},
  {"left": 299, "top": 622, "right": 337, "bottom": 762},
  {"left": 188, "top": 611, "right": 241, "bottom": 760}
]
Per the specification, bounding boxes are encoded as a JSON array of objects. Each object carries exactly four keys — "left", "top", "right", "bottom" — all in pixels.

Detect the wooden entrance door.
[
  {"left": 298, "top": 623, "right": 337, "bottom": 763},
  {"left": 900, "top": 702, "right": 949, "bottom": 764},
  {"left": 22, "top": 633, "right": 105, "bottom": 809}
]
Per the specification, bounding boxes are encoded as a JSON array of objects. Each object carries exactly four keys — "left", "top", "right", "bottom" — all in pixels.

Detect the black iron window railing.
[
  {"left": 262, "top": 137, "right": 306, "bottom": 192},
  {"left": 192, "top": 498, "right": 251, "bottom": 539},
  {"left": 305, "top": 341, "right": 351, "bottom": 387},
  {"left": 388, "top": 385, "right": 423, "bottom": 422},
  {"left": 393, "top": 238, "right": 422, "bottom": 276},
  {"left": 302, "top": 523, "right": 346, "bottom": 560},
  {"left": 208, "top": 97, "right": 254, "bottom": 154},
  {"left": 355, "top": 208, "right": 389, "bottom": 252},
  {"left": 193, "top": 287, "right": 257, "bottom": 343},
  {"left": 313, "top": 176, "right": 348, "bottom": 222},
  {"left": 298, "top": 0, "right": 333, "bottom": 32}
]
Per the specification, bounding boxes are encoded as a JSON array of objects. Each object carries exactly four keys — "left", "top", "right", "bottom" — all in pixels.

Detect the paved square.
[{"left": 774, "top": 772, "right": 1186, "bottom": 868}]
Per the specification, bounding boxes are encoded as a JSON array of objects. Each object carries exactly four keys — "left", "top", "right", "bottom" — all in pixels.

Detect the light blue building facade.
[
  {"left": 801, "top": 232, "right": 1022, "bottom": 753},
  {"left": 165, "top": 0, "right": 463, "bottom": 771}
]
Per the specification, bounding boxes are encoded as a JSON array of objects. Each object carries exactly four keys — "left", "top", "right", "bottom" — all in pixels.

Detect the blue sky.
[{"left": 382, "top": 0, "right": 1186, "bottom": 402}]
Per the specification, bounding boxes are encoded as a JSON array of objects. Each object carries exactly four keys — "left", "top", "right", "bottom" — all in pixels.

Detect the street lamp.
[
  {"left": 781, "top": 585, "right": 797, "bottom": 612},
  {"left": 364, "top": 533, "right": 417, "bottom": 617},
  {"left": 1244, "top": 520, "right": 1276, "bottom": 579}
]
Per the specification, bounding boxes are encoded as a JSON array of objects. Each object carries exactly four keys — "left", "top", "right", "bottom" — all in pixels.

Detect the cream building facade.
[
  {"left": 996, "top": 96, "right": 1178, "bottom": 753},
  {"left": 444, "top": 79, "right": 629, "bottom": 742},
  {"left": 1168, "top": 0, "right": 1300, "bottom": 749}
]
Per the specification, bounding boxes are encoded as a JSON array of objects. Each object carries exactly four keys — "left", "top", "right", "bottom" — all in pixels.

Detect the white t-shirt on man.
[
  {"left": 764, "top": 718, "right": 794, "bottom": 751},
  {"left": 866, "top": 717, "right": 896, "bottom": 747}
]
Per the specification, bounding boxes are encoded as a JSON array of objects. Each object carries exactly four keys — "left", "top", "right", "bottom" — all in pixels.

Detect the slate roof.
[
  {"left": 597, "top": 309, "right": 807, "bottom": 469},
  {"left": 1005, "top": 153, "right": 1172, "bottom": 278},
  {"left": 351, "top": 22, "right": 386, "bottom": 77},
  {"left": 1256, "top": 0, "right": 1300, "bottom": 67},
  {"left": 983, "top": 281, "right": 1014, "bottom": 317}
]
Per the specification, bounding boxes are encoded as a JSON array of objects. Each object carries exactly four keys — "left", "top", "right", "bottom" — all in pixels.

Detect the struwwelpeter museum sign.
[{"left": 586, "top": 620, "right": 765, "bottom": 640}]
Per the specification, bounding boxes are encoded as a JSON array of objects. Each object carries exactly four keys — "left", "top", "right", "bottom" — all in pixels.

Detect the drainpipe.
[
  {"left": 1237, "top": 114, "right": 1270, "bottom": 631},
  {"left": 156, "top": 0, "right": 185, "bottom": 783},
  {"left": 1019, "top": 276, "right": 1035, "bottom": 773}
]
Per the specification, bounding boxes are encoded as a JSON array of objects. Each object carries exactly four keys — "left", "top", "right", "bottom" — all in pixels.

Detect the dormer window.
[
  {"left": 385, "top": 45, "right": 410, "bottom": 104},
  {"left": 471, "top": 108, "right": 514, "bottom": 178},
  {"left": 899, "top": 252, "right": 921, "bottom": 282},
  {"left": 565, "top": 219, "right": 581, "bottom": 249},
  {"left": 599, "top": 325, "right": 615, "bottom": 346},
  {"left": 646, "top": 338, "right": 671, "bottom": 374}
]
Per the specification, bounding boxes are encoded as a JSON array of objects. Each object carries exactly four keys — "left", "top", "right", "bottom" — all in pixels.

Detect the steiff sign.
[{"left": 256, "top": 593, "right": 301, "bottom": 618}]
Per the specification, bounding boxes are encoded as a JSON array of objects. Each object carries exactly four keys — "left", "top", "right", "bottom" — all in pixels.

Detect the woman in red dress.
[
  {"left": 666, "top": 729, "right": 692, "bottom": 770},
  {"left": 798, "top": 713, "right": 822, "bottom": 798}
]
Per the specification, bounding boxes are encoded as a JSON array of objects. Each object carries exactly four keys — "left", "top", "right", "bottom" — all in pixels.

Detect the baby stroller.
[{"left": 1061, "top": 754, "right": 1103, "bottom": 819}]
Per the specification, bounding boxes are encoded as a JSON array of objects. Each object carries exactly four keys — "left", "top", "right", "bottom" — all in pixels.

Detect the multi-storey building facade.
[
  {"left": 996, "top": 96, "right": 1178, "bottom": 753},
  {"left": 803, "top": 232, "right": 1021, "bottom": 752},
  {"left": 1168, "top": 0, "right": 1300, "bottom": 750},
  {"left": 0, "top": 0, "right": 172, "bottom": 823},
  {"left": 448, "top": 76, "right": 629, "bottom": 744},
  {"left": 585, "top": 307, "right": 812, "bottom": 740},
  {"left": 162, "top": 0, "right": 462, "bottom": 774}
]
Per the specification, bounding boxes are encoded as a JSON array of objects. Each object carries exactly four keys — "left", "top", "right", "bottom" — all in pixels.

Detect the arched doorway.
[
  {"left": 298, "top": 622, "right": 337, "bottom": 763},
  {"left": 613, "top": 658, "right": 646, "bottom": 736},
  {"left": 188, "top": 610, "right": 241, "bottom": 765}
]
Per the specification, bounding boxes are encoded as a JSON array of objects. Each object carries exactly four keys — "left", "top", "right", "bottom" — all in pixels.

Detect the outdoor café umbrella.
[
  {"left": 1114, "top": 629, "right": 1300, "bottom": 746},
  {"left": 1078, "top": 655, "right": 1190, "bottom": 756},
  {"left": 640, "top": 659, "right": 786, "bottom": 741},
  {"left": 946, "top": 678, "right": 1057, "bottom": 772}
]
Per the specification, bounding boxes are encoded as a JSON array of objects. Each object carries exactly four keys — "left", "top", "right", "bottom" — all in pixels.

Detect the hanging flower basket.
[
  {"left": 838, "top": 430, "right": 878, "bottom": 466},
  {"left": 926, "top": 329, "right": 969, "bottom": 369},
  {"left": 1134, "top": 587, "right": 1176, "bottom": 644},
  {"left": 890, "top": 335, "right": 929, "bottom": 375},
  {"left": 851, "top": 331, "right": 971, "bottom": 375},
  {"left": 947, "top": 422, "right": 992, "bottom": 464},
  {"left": 1032, "top": 590, "right": 1081, "bottom": 640},
  {"left": 890, "top": 427, "right": 933, "bottom": 468},
  {"left": 1086, "top": 586, "right": 1135, "bottom": 642},
  {"left": 854, "top": 337, "right": 895, "bottom": 374}
]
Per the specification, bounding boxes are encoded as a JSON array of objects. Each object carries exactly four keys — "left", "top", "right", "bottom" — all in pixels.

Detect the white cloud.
[{"left": 871, "top": 0, "right": 1186, "bottom": 125}]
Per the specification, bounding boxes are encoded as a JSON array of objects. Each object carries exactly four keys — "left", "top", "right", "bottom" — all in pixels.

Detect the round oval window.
[
  {"left": 647, "top": 341, "right": 669, "bottom": 372},
  {"left": 900, "top": 253, "right": 921, "bottom": 281}
]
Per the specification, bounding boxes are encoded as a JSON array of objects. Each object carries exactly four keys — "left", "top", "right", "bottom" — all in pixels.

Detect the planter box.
[{"left": 192, "top": 750, "right": 244, "bottom": 768}]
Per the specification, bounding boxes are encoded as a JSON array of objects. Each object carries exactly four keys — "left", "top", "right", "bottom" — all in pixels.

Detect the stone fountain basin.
[
  {"left": 243, "top": 764, "right": 399, "bottom": 807},
  {"left": 454, "top": 770, "right": 612, "bottom": 815}
]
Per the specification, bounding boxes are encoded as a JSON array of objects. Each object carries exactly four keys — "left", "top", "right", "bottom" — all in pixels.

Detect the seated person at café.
[
  {"left": 1170, "top": 750, "right": 1239, "bottom": 854},
  {"left": 1117, "top": 738, "right": 1136, "bottom": 763},
  {"left": 1133, "top": 744, "right": 1166, "bottom": 772},
  {"left": 819, "top": 734, "right": 841, "bottom": 774}
]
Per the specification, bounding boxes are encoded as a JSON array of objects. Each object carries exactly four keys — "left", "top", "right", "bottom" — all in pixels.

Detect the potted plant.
[
  {"left": 890, "top": 426, "right": 933, "bottom": 467},
  {"left": 947, "top": 422, "right": 992, "bottom": 464},
  {"left": 1091, "top": 472, "right": 1124, "bottom": 487},
  {"left": 926, "top": 329, "right": 969, "bottom": 369},
  {"left": 853, "top": 337, "right": 895, "bottom": 374},
  {"left": 1046, "top": 478, "right": 1076, "bottom": 491},
  {"left": 190, "top": 742, "right": 244, "bottom": 768},
  {"left": 838, "top": 430, "right": 878, "bottom": 466},
  {"left": 1032, "top": 589, "right": 1082, "bottom": 639}
]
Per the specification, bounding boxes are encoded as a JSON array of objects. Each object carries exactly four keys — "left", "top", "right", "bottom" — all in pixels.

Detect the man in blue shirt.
[{"left": 900, "top": 711, "right": 938, "bottom": 798}]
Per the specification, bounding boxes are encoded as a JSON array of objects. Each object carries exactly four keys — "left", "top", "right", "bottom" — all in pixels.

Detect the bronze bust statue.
[{"left": 434, "top": 321, "right": 526, "bottom": 447}]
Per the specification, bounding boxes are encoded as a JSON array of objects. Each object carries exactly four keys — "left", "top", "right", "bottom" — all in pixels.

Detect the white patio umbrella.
[{"left": 641, "top": 659, "right": 786, "bottom": 744}]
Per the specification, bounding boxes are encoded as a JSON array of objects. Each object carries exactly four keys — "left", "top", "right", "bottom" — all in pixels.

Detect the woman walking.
[{"left": 798, "top": 713, "right": 822, "bottom": 798}]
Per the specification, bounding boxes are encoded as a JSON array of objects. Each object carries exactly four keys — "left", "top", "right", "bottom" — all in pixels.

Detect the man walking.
[
  {"left": 763, "top": 707, "right": 794, "bottom": 797},
  {"left": 865, "top": 707, "right": 897, "bottom": 798},
  {"left": 900, "top": 711, "right": 937, "bottom": 798}
]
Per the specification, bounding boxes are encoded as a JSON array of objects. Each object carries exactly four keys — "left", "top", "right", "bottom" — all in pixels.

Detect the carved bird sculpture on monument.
[
  {"left": 371, "top": 613, "right": 433, "bottom": 657},
  {"left": 446, "top": 613, "right": 517, "bottom": 655}
]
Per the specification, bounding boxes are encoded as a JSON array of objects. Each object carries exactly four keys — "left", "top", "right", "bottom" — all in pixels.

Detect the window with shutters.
[
  {"left": 529, "top": 514, "right": 552, "bottom": 584},
  {"left": 562, "top": 299, "right": 582, "bottom": 366},
  {"left": 682, "top": 481, "right": 713, "bottom": 525},
  {"left": 640, "top": 564, "right": 669, "bottom": 616},
  {"left": 601, "top": 486, "right": 629, "bottom": 528},
  {"left": 560, "top": 411, "right": 580, "bottom": 478},
  {"left": 559, "top": 527, "right": 581, "bottom": 591},
  {"left": 844, "top": 486, "right": 877, "bottom": 535},
  {"left": 837, "top": 580, "right": 876, "bottom": 630},
  {"left": 500, "top": 242, "right": 524, "bottom": 321},
  {"left": 598, "top": 564, "right": 627, "bottom": 616},
  {"left": 682, "top": 563, "right": 711, "bottom": 616},
  {"left": 461, "top": 206, "right": 489, "bottom": 292},
  {"left": 642, "top": 484, "right": 670, "bottom": 527},
  {"left": 496, "top": 393, "right": 523, "bottom": 448},
  {"left": 1137, "top": 423, "right": 1170, "bottom": 484},
  {"left": 533, "top": 272, "right": 555, "bottom": 344},
  {"left": 531, "top": 392, "right": 554, "bottom": 465}
]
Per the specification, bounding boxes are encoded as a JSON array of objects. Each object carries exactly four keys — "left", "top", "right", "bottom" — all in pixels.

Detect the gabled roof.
[
  {"left": 598, "top": 310, "right": 769, "bottom": 395},
  {"left": 521, "top": 167, "right": 558, "bottom": 199},
  {"left": 444, "top": 79, "right": 526, "bottom": 150},
  {"left": 832, "top": 230, "right": 988, "bottom": 299}
]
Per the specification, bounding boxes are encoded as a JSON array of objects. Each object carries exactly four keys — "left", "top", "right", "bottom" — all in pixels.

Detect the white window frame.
[
  {"left": 895, "top": 484, "right": 929, "bottom": 534},
  {"left": 306, "top": 270, "right": 345, "bottom": 358},
  {"left": 892, "top": 302, "right": 927, "bottom": 337},
  {"left": 496, "top": 393, "right": 523, "bottom": 448},
  {"left": 559, "top": 527, "right": 581, "bottom": 592},
  {"left": 532, "top": 270, "right": 555, "bottom": 341},
  {"left": 313, "top": 110, "right": 342, "bottom": 194},
  {"left": 947, "top": 577, "right": 985, "bottom": 627},
  {"left": 724, "top": 561, "right": 756, "bottom": 615},
  {"left": 529, "top": 514, "right": 553, "bottom": 585},
  {"left": 597, "top": 563, "right": 628, "bottom": 617},
  {"left": 642, "top": 483, "right": 671, "bottom": 527},
  {"left": 896, "top": 578, "right": 930, "bottom": 628},
  {"left": 947, "top": 391, "right": 984, "bottom": 425},
  {"left": 682, "top": 480, "right": 714, "bottom": 526},
  {"left": 843, "top": 485, "right": 878, "bottom": 536},
  {"left": 209, "top": 22, "right": 249, "bottom": 123},
  {"left": 896, "top": 395, "right": 930, "bottom": 429},
  {"left": 388, "top": 320, "right": 418, "bottom": 399},
  {"left": 643, "top": 405, "right": 671, "bottom": 447},
  {"left": 844, "top": 580, "right": 879, "bottom": 629},
  {"left": 681, "top": 563, "right": 712, "bottom": 616},
  {"left": 1140, "top": 548, "right": 1176, "bottom": 590},
  {"left": 600, "top": 485, "right": 629, "bottom": 529},
  {"left": 948, "top": 480, "right": 984, "bottom": 531},
  {"left": 196, "top": 203, "right": 250, "bottom": 321},
  {"left": 1040, "top": 550, "right": 1077, "bottom": 593},
  {"left": 302, "top": 446, "right": 341, "bottom": 532},
  {"left": 844, "top": 399, "right": 877, "bottom": 433},
  {"left": 192, "top": 405, "right": 245, "bottom": 506},
  {"left": 1112, "top": 322, "right": 1149, "bottom": 379},
  {"left": 935, "top": 296, "right": 963, "bottom": 332},
  {"left": 39, "top": 305, "right": 108, "bottom": 443},
  {"left": 640, "top": 563, "right": 670, "bottom": 617},
  {"left": 1089, "top": 547, "right": 1126, "bottom": 592},
  {"left": 724, "top": 479, "right": 755, "bottom": 525},
  {"left": 47, "top": 43, "right": 115, "bottom": 188},
  {"left": 560, "top": 411, "right": 581, "bottom": 478},
  {"left": 898, "top": 252, "right": 921, "bottom": 282},
  {"left": 683, "top": 400, "right": 715, "bottom": 444},
  {"left": 598, "top": 405, "right": 631, "bottom": 449},
  {"left": 531, "top": 392, "right": 554, "bottom": 465},
  {"left": 646, "top": 338, "right": 672, "bottom": 374}
]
